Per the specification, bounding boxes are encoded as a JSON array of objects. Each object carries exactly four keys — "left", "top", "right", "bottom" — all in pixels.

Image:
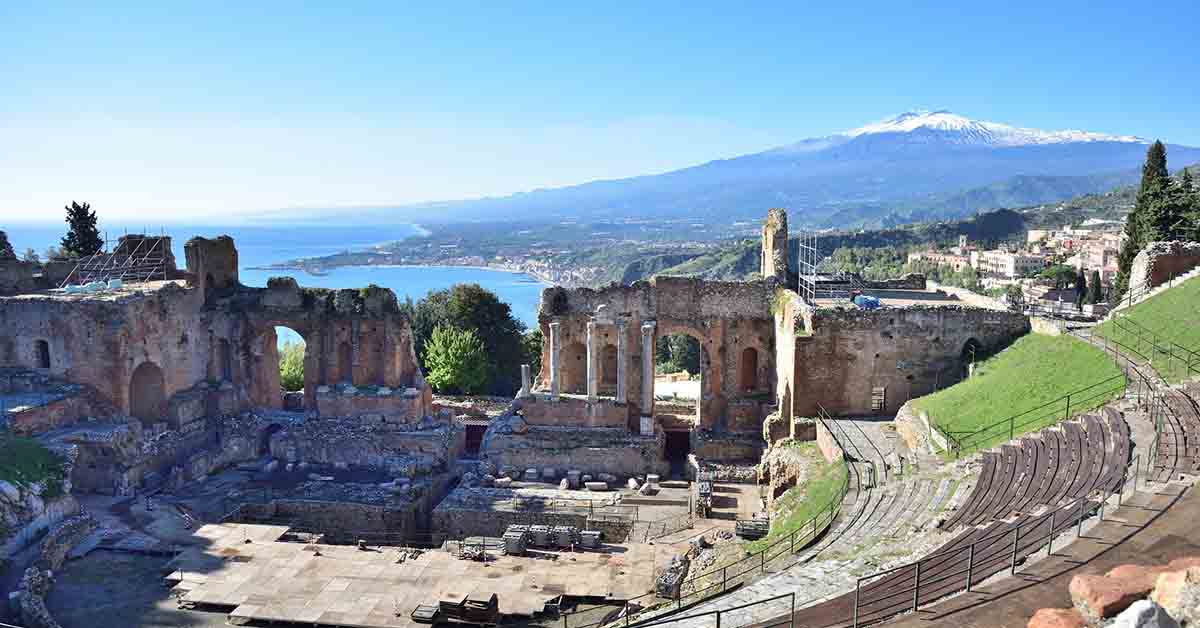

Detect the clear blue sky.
[{"left": 2, "top": 1, "right": 1198, "bottom": 222}]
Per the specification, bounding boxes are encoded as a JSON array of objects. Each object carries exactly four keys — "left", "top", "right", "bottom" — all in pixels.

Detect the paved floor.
[{"left": 172, "top": 522, "right": 672, "bottom": 628}]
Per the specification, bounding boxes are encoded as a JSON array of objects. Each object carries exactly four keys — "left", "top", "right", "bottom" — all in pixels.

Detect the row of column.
[{"left": 542, "top": 318, "right": 656, "bottom": 417}]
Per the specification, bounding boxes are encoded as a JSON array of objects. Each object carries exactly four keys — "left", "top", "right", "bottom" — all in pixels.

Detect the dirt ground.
[{"left": 45, "top": 550, "right": 229, "bottom": 628}]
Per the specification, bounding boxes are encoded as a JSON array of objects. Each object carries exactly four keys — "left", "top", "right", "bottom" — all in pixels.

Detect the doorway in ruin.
[
  {"left": 258, "top": 423, "right": 283, "bottom": 456},
  {"left": 663, "top": 430, "right": 692, "bottom": 479},
  {"left": 276, "top": 327, "right": 307, "bottom": 410},
  {"left": 561, "top": 341, "right": 587, "bottom": 394},
  {"left": 35, "top": 340, "right": 50, "bottom": 369},
  {"left": 961, "top": 337, "right": 982, "bottom": 380},
  {"left": 463, "top": 421, "right": 487, "bottom": 458},
  {"left": 129, "top": 361, "right": 166, "bottom": 425},
  {"left": 655, "top": 333, "right": 705, "bottom": 422}
]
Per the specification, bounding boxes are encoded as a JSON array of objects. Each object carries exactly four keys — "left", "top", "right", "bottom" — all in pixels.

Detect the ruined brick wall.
[
  {"left": 6, "top": 394, "right": 106, "bottom": 436},
  {"left": 792, "top": 305, "right": 1029, "bottom": 417},
  {"left": 1128, "top": 241, "right": 1200, "bottom": 297},
  {"left": 761, "top": 208, "right": 789, "bottom": 284},
  {"left": 431, "top": 506, "right": 588, "bottom": 540},
  {"left": 482, "top": 423, "right": 669, "bottom": 478},
  {"left": 772, "top": 289, "right": 813, "bottom": 432},
  {"left": 184, "top": 235, "right": 238, "bottom": 293},
  {"left": 517, "top": 395, "right": 628, "bottom": 428},
  {"left": 0, "top": 284, "right": 210, "bottom": 421},
  {"left": 535, "top": 275, "right": 774, "bottom": 430}
]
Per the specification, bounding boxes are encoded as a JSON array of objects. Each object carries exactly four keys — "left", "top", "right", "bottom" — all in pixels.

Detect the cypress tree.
[
  {"left": 0, "top": 231, "right": 15, "bottom": 261},
  {"left": 60, "top": 201, "right": 103, "bottom": 257},
  {"left": 1113, "top": 141, "right": 1171, "bottom": 302},
  {"left": 1087, "top": 270, "right": 1103, "bottom": 304},
  {"left": 1074, "top": 267, "right": 1087, "bottom": 309}
]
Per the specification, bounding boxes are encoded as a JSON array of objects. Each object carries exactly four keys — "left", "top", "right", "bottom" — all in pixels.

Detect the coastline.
[{"left": 246, "top": 261, "right": 557, "bottom": 287}]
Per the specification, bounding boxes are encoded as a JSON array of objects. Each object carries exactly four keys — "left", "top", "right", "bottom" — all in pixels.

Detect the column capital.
[{"left": 641, "top": 320, "right": 657, "bottom": 333}]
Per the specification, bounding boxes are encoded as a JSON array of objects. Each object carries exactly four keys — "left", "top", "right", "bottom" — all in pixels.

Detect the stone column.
[
  {"left": 548, "top": 322, "right": 561, "bottom": 400},
  {"left": 519, "top": 364, "right": 532, "bottom": 398},
  {"left": 615, "top": 320, "right": 628, "bottom": 404},
  {"left": 586, "top": 320, "right": 599, "bottom": 403},
  {"left": 640, "top": 321, "right": 656, "bottom": 433}
]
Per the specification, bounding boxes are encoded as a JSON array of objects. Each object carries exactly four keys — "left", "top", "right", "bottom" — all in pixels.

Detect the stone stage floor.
[{"left": 169, "top": 522, "right": 675, "bottom": 628}]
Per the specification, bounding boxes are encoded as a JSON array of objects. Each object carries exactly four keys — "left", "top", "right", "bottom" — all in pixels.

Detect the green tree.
[
  {"left": 423, "top": 325, "right": 489, "bottom": 395},
  {"left": 1087, "top": 270, "right": 1103, "bottom": 304},
  {"left": 60, "top": 201, "right": 103, "bottom": 257},
  {"left": 401, "top": 284, "right": 526, "bottom": 395},
  {"left": 1074, "top": 268, "right": 1087, "bottom": 309},
  {"left": 279, "top": 341, "right": 305, "bottom": 391},
  {"left": 1114, "top": 142, "right": 1172, "bottom": 302},
  {"left": 1040, "top": 264, "right": 1077, "bottom": 290},
  {"left": 0, "top": 231, "right": 14, "bottom": 260}
]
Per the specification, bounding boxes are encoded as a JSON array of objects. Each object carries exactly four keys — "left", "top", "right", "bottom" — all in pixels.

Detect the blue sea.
[{"left": 4, "top": 223, "right": 546, "bottom": 345}]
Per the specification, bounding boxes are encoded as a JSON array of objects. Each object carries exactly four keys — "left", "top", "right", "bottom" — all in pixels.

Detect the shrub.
[
  {"left": 279, "top": 341, "right": 305, "bottom": 391},
  {"left": 424, "top": 325, "right": 489, "bottom": 395}
]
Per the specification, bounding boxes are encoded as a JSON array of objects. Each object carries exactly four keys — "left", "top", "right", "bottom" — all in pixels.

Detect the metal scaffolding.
[{"left": 58, "top": 230, "right": 171, "bottom": 288}]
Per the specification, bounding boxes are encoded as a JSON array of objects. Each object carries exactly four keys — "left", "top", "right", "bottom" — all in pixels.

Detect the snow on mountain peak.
[{"left": 843, "top": 110, "right": 1144, "bottom": 146}]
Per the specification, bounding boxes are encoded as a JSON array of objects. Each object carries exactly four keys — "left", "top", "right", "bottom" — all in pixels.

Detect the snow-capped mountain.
[
  {"left": 357, "top": 111, "right": 1198, "bottom": 228},
  {"left": 844, "top": 110, "right": 1143, "bottom": 146}
]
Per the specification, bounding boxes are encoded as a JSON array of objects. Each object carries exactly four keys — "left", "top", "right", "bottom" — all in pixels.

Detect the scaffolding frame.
[
  {"left": 796, "top": 230, "right": 820, "bottom": 303},
  {"left": 58, "top": 229, "right": 171, "bottom": 289}
]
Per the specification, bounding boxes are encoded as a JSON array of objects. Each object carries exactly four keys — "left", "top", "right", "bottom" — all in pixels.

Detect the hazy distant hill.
[{"left": 338, "top": 111, "right": 1200, "bottom": 229}]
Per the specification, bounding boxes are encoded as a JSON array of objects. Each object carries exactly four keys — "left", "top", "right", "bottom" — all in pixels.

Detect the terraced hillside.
[
  {"left": 913, "top": 334, "right": 1124, "bottom": 457},
  {"left": 1093, "top": 274, "right": 1200, "bottom": 383}
]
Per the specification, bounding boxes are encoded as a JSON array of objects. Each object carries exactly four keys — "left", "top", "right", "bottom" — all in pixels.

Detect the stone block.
[
  {"left": 1027, "top": 608, "right": 1085, "bottom": 628},
  {"left": 559, "top": 478, "right": 570, "bottom": 490},
  {"left": 524, "top": 468, "right": 539, "bottom": 481},
  {"left": 627, "top": 478, "right": 640, "bottom": 490},
  {"left": 494, "top": 477, "right": 513, "bottom": 488},
  {"left": 1071, "top": 573, "right": 1147, "bottom": 621},
  {"left": 584, "top": 481, "right": 608, "bottom": 491},
  {"left": 1152, "top": 566, "right": 1200, "bottom": 624},
  {"left": 646, "top": 474, "right": 660, "bottom": 484}
]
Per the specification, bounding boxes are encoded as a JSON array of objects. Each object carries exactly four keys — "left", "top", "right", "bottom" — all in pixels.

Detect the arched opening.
[
  {"left": 258, "top": 423, "right": 284, "bottom": 457},
  {"left": 961, "top": 338, "right": 982, "bottom": 380},
  {"left": 738, "top": 347, "right": 759, "bottom": 392},
  {"left": 600, "top": 344, "right": 619, "bottom": 393},
  {"left": 35, "top": 340, "right": 50, "bottom": 369},
  {"left": 561, "top": 341, "right": 587, "bottom": 394},
  {"left": 654, "top": 333, "right": 702, "bottom": 398},
  {"left": 338, "top": 341, "right": 353, "bottom": 384},
  {"left": 210, "top": 337, "right": 233, "bottom": 382},
  {"left": 277, "top": 327, "right": 306, "bottom": 410},
  {"left": 129, "top": 362, "right": 165, "bottom": 424}
]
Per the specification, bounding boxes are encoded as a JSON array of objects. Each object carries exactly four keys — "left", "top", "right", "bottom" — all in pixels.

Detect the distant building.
[
  {"left": 974, "top": 250, "right": 1045, "bottom": 279},
  {"left": 906, "top": 250, "right": 972, "bottom": 272}
]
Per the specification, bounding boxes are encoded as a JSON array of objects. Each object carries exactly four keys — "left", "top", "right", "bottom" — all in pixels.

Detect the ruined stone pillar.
[
  {"left": 640, "top": 321, "right": 656, "bottom": 433},
  {"left": 586, "top": 320, "right": 599, "bottom": 403},
  {"left": 548, "top": 322, "right": 561, "bottom": 400},
  {"left": 519, "top": 364, "right": 532, "bottom": 398},
  {"left": 615, "top": 320, "right": 628, "bottom": 404}
]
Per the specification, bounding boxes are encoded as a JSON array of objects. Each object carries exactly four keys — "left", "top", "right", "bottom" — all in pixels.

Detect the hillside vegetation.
[
  {"left": 746, "top": 442, "right": 847, "bottom": 553},
  {"left": 0, "top": 435, "right": 65, "bottom": 497},
  {"left": 1093, "top": 275, "right": 1200, "bottom": 383},
  {"left": 914, "top": 334, "right": 1123, "bottom": 457}
]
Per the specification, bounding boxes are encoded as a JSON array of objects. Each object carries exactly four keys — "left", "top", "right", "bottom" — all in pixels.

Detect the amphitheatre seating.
[
  {"left": 772, "top": 412, "right": 1133, "bottom": 628},
  {"left": 1156, "top": 387, "right": 1200, "bottom": 479}
]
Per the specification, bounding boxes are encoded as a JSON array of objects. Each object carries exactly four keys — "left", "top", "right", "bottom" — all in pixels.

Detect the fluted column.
[
  {"left": 586, "top": 320, "right": 599, "bottom": 403},
  {"left": 615, "top": 320, "right": 628, "bottom": 404},
  {"left": 640, "top": 321, "right": 656, "bottom": 422},
  {"left": 548, "top": 322, "right": 561, "bottom": 400}
]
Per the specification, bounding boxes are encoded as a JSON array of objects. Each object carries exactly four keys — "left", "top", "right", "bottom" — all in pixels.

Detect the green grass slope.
[
  {"left": 0, "top": 435, "right": 65, "bottom": 498},
  {"left": 1093, "top": 275, "right": 1200, "bottom": 383},
  {"left": 746, "top": 443, "right": 847, "bottom": 553},
  {"left": 914, "top": 334, "right": 1123, "bottom": 457}
]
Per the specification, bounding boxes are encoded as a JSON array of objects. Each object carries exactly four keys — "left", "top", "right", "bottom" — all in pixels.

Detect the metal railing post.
[
  {"left": 1047, "top": 511, "right": 1056, "bottom": 556},
  {"left": 1077, "top": 499, "right": 1085, "bottom": 538},
  {"left": 790, "top": 592, "right": 796, "bottom": 628},
  {"left": 716, "top": 609, "right": 722, "bottom": 628},
  {"left": 852, "top": 579, "right": 861, "bottom": 628},
  {"left": 912, "top": 560, "right": 921, "bottom": 611},
  {"left": 965, "top": 543, "right": 974, "bottom": 592},
  {"left": 1010, "top": 524, "right": 1020, "bottom": 574}
]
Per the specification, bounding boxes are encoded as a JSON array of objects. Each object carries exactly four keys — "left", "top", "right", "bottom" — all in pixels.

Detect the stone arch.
[
  {"left": 129, "top": 361, "right": 166, "bottom": 424},
  {"left": 35, "top": 339, "right": 50, "bottom": 369},
  {"left": 561, "top": 341, "right": 587, "bottom": 394},
  {"left": 738, "top": 347, "right": 759, "bottom": 392}
]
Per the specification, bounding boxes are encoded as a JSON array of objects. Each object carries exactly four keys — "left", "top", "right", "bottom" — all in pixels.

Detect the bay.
[{"left": 2, "top": 223, "right": 546, "bottom": 346}]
